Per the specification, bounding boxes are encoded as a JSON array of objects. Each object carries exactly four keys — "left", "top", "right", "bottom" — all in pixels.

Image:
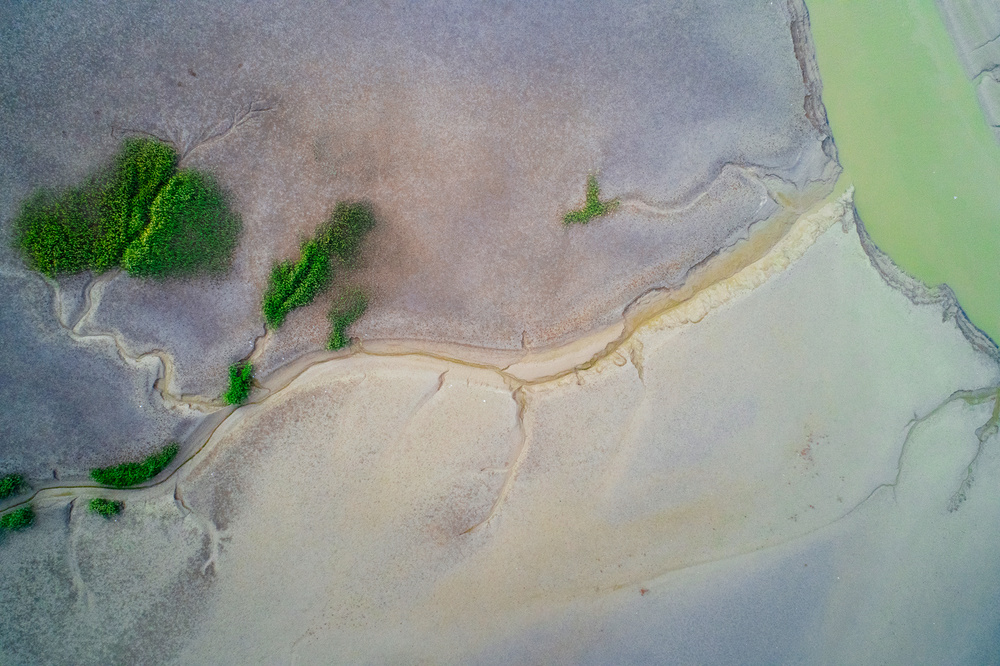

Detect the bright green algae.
[
  {"left": 808, "top": 0, "right": 1000, "bottom": 343},
  {"left": 563, "top": 175, "right": 619, "bottom": 225}
]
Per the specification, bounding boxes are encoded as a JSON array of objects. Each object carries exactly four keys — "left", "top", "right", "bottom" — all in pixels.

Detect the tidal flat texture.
[
  {"left": 6, "top": 194, "right": 997, "bottom": 663},
  {"left": 5, "top": 1, "right": 998, "bottom": 663},
  {"left": 1, "top": 0, "right": 836, "bottom": 393}
]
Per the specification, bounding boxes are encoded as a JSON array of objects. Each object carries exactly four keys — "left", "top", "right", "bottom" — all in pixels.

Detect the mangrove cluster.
[{"left": 11, "top": 138, "right": 241, "bottom": 278}]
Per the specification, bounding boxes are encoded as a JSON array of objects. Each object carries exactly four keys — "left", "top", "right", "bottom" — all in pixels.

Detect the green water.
[{"left": 807, "top": 0, "right": 1000, "bottom": 343}]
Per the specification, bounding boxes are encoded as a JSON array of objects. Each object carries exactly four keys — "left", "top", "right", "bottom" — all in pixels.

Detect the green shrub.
[
  {"left": 90, "top": 442, "right": 179, "bottom": 488},
  {"left": 11, "top": 138, "right": 241, "bottom": 279},
  {"left": 262, "top": 239, "right": 333, "bottom": 328},
  {"left": 563, "top": 174, "right": 619, "bottom": 225},
  {"left": 318, "top": 201, "right": 375, "bottom": 263},
  {"left": 89, "top": 497, "right": 124, "bottom": 518},
  {"left": 10, "top": 183, "right": 104, "bottom": 277},
  {"left": 223, "top": 361, "right": 254, "bottom": 405},
  {"left": 261, "top": 201, "right": 375, "bottom": 330},
  {"left": 0, "top": 474, "right": 27, "bottom": 501},
  {"left": 92, "top": 138, "right": 178, "bottom": 271},
  {"left": 0, "top": 505, "right": 34, "bottom": 532},
  {"left": 121, "top": 169, "right": 241, "bottom": 277},
  {"left": 327, "top": 288, "right": 368, "bottom": 350}
]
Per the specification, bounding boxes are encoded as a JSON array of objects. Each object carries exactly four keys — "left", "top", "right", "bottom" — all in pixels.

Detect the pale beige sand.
[{"left": 158, "top": 192, "right": 999, "bottom": 662}]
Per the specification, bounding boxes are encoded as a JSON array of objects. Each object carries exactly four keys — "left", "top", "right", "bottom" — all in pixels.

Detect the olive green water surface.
[{"left": 808, "top": 0, "right": 1000, "bottom": 343}]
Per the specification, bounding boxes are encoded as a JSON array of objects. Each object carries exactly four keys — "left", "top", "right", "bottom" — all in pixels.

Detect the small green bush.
[
  {"left": 89, "top": 498, "right": 124, "bottom": 517},
  {"left": 319, "top": 201, "right": 375, "bottom": 263},
  {"left": 0, "top": 474, "right": 27, "bottom": 501},
  {"left": 90, "top": 442, "right": 180, "bottom": 488},
  {"left": 261, "top": 201, "right": 375, "bottom": 330},
  {"left": 0, "top": 505, "right": 34, "bottom": 532},
  {"left": 121, "top": 169, "right": 241, "bottom": 277},
  {"left": 262, "top": 239, "right": 333, "bottom": 328},
  {"left": 223, "top": 361, "right": 254, "bottom": 405},
  {"left": 563, "top": 175, "right": 619, "bottom": 225},
  {"left": 327, "top": 288, "right": 368, "bottom": 350}
]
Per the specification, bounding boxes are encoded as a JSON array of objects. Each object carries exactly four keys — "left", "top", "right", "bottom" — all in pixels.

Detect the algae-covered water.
[{"left": 808, "top": 0, "right": 1000, "bottom": 343}]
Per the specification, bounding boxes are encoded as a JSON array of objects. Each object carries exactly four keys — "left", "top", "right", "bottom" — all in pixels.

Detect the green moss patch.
[
  {"left": 0, "top": 505, "right": 34, "bottom": 532},
  {"left": 93, "top": 138, "right": 178, "bottom": 271},
  {"left": 563, "top": 174, "right": 619, "bottom": 225},
  {"left": 11, "top": 182, "right": 105, "bottom": 277},
  {"left": 11, "top": 137, "right": 240, "bottom": 278},
  {"left": 328, "top": 288, "right": 368, "bottom": 350},
  {"left": 0, "top": 474, "right": 27, "bottom": 501},
  {"left": 89, "top": 498, "right": 124, "bottom": 518},
  {"left": 223, "top": 361, "right": 254, "bottom": 405},
  {"left": 90, "top": 442, "right": 180, "bottom": 489}
]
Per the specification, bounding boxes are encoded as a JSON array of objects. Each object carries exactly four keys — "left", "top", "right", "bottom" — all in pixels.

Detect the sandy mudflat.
[
  {"left": 107, "top": 193, "right": 991, "bottom": 663},
  {"left": 0, "top": 0, "right": 836, "bottom": 489},
  {"left": 4, "top": 2, "right": 1000, "bottom": 663},
  {"left": 3, "top": 192, "right": 1000, "bottom": 663}
]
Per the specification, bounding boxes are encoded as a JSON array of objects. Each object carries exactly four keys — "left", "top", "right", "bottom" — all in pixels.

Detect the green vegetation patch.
[
  {"left": 11, "top": 182, "right": 105, "bottom": 277},
  {"left": 93, "top": 138, "right": 178, "bottom": 271},
  {"left": 262, "top": 239, "right": 333, "bottom": 328},
  {"left": 319, "top": 201, "right": 376, "bottom": 263},
  {"left": 223, "top": 361, "right": 254, "bottom": 405},
  {"left": 0, "top": 474, "right": 27, "bottom": 501},
  {"left": 563, "top": 175, "right": 620, "bottom": 225},
  {"left": 0, "top": 505, "right": 35, "bottom": 532},
  {"left": 90, "top": 442, "right": 180, "bottom": 489},
  {"left": 262, "top": 201, "right": 375, "bottom": 330},
  {"left": 327, "top": 288, "right": 368, "bottom": 350},
  {"left": 121, "top": 169, "right": 241, "bottom": 277},
  {"left": 89, "top": 497, "right": 124, "bottom": 518},
  {"left": 10, "top": 137, "right": 240, "bottom": 279}
]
